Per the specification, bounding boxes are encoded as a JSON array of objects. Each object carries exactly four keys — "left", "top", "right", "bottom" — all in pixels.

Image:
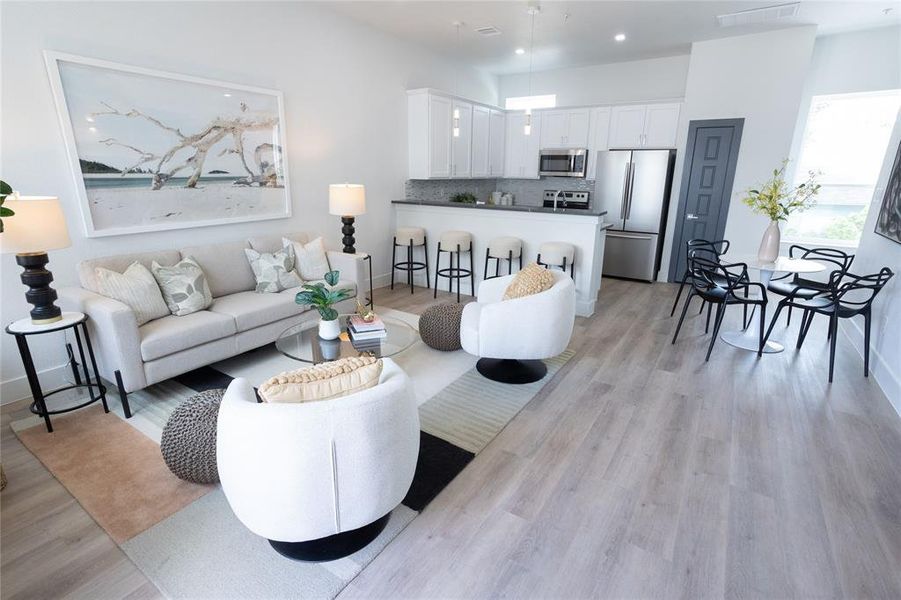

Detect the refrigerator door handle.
[
  {"left": 626, "top": 163, "right": 637, "bottom": 220},
  {"left": 619, "top": 162, "right": 630, "bottom": 218}
]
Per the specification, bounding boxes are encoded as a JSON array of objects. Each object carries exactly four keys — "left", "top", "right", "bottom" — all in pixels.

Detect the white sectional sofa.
[{"left": 58, "top": 231, "right": 365, "bottom": 417}]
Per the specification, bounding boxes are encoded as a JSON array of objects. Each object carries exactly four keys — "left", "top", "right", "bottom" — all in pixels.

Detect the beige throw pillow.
[
  {"left": 259, "top": 356, "right": 383, "bottom": 403},
  {"left": 503, "top": 262, "right": 556, "bottom": 300},
  {"left": 151, "top": 257, "right": 213, "bottom": 316},
  {"left": 96, "top": 262, "right": 170, "bottom": 326},
  {"left": 284, "top": 236, "right": 330, "bottom": 281}
]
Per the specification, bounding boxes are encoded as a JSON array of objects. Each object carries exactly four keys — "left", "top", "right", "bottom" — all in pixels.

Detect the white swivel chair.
[
  {"left": 217, "top": 359, "right": 420, "bottom": 561},
  {"left": 461, "top": 270, "right": 575, "bottom": 384}
]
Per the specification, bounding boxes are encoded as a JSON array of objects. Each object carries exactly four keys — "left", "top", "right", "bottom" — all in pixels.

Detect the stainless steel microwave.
[{"left": 538, "top": 148, "right": 588, "bottom": 178}]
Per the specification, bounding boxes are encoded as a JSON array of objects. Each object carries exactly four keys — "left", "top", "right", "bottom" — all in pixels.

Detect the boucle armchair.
[
  {"left": 461, "top": 269, "right": 575, "bottom": 383},
  {"left": 217, "top": 358, "right": 420, "bottom": 561}
]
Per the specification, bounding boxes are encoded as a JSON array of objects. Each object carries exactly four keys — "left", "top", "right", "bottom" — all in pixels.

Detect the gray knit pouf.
[
  {"left": 160, "top": 389, "right": 224, "bottom": 484},
  {"left": 419, "top": 302, "right": 465, "bottom": 351}
]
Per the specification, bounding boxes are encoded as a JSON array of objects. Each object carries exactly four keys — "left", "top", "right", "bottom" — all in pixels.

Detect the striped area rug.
[{"left": 12, "top": 308, "right": 574, "bottom": 599}]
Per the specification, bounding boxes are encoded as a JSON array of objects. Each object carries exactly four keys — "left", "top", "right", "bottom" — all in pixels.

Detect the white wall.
[
  {"left": 658, "top": 26, "right": 817, "bottom": 279},
  {"left": 497, "top": 54, "right": 690, "bottom": 107},
  {"left": 841, "top": 113, "right": 901, "bottom": 415},
  {"left": 0, "top": 1, "right": 498, "bottom": 402}
]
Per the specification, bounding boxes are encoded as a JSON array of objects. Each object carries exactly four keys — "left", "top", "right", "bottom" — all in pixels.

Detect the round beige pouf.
[
  {"left": 419, "top": 302, "right": 466, "bottom": 351},
  {"left": 161, "top": 389, "right": 225, "bottom": 484}
]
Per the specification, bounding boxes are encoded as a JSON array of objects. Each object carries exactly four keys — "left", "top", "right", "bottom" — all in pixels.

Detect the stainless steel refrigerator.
[{"left": 594, "top": 149, "right": 676, "bottom": 282}]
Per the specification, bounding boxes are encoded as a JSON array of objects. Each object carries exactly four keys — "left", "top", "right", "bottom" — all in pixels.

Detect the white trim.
[
  {"left": 42, "top": 51, "right": 292, "bottom": 238},
  {"left": 1, "top": 363, "right": 71, "bottom": 406},
  {"left": 839, "top": 319, "right": 901, "bottom": 418}
]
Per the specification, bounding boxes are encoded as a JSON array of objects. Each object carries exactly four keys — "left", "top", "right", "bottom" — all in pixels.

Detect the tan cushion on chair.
[
  {"left": 503, "top": 262, "right": 555, "bottom": 300},
  {"left": 259, "top": 356, "right": 383, "bottom": 403}
]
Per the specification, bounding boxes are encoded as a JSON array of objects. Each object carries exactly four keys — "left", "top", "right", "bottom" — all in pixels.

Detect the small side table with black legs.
[{"left": 5, "top": 312, "right": 108, "bottom": 433}]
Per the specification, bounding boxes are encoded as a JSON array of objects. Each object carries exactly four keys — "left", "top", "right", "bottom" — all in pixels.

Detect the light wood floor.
[{"left": 3, "top": 278, "right": 901, "bottom": 599}]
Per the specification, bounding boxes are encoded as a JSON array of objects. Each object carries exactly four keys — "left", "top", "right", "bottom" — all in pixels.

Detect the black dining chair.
[
  {"left": 767, "top": 245, "right": 854, "bottom": 326},
  {"left": 763, "top": 267, "right": 894, "bottom": 382},
  {"left": 670, "top": 239, "right": 731, "bottom": 317},
  {"left": 672, "top": 255, "right": 768, "bottom": 361}
]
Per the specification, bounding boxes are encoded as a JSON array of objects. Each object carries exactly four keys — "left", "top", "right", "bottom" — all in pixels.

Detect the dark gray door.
[{"left": 667, "top": 119, "right": 743, "bottom": 282}]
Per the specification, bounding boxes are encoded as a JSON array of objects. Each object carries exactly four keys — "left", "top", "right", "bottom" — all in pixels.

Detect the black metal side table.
[{"left": 5, "top": 311, "right": 108, "bottom": 433}]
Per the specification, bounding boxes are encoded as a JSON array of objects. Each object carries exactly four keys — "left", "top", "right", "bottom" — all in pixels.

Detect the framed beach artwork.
[
  {"left": 874, "top": 140, "right": 901, "bottom": 245},
  {"left": 44, "top": 51, "right": 291, "bottom": 237}
]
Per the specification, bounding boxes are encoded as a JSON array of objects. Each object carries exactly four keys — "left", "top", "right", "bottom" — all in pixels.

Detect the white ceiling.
[{"left": 320, "top": 1, "right": 900, "bottom": 75}]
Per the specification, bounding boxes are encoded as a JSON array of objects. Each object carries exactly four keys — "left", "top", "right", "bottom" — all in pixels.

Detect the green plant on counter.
[
  {"left": 0, "top": 180, "right": 15, "bottom": 233},
  {"left": 294, "top": 270, "right": 351, "bottom": 321},
  {"left": 450, "top": 192, "right": 477, "bottom": 204}
]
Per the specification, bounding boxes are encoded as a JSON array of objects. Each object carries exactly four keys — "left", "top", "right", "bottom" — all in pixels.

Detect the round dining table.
[{"left": 719, "top": 254, "right": 827, "bottom": 354}]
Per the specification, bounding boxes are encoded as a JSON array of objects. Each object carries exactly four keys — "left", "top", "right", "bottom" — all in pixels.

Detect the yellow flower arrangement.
[{"left": 741, "top": 159, "right": 821, "bottom": 222}]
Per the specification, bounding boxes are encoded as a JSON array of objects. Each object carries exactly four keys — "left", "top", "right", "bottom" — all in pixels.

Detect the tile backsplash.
[{"left": 405, "top": 178, "right": 595, "bottom": 208}]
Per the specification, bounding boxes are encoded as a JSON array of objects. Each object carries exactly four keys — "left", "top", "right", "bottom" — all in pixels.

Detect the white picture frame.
[{"left": 44, "top": 51, "right": 292, "bottom": 237}]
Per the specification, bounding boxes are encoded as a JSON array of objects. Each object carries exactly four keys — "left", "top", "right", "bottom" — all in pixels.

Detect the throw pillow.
[
  {"left": 244, "top": 244, "right": 303, "bottom": 293},
  {"left": 503, "top": 262, "right": 556, "bottom": 300},
  {"left": 151, "top": 257, "right": 213, "bottom": 316},
  {"left": 258, "top": 356, "right": 383, "bottom": 403},
  {"left": 95, "top": 262, "right": 170, "bottom": 326},
  {"left": 284, "top": 236, "right": 330, "bottom": 281}
]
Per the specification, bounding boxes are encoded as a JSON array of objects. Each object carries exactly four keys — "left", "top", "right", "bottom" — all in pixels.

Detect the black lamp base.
[
  {"left": 341, "top": 216, "right": 356, "bottom": 254},
  {"left": 16, "top": 252, "right": 62, "bottom": 324}
]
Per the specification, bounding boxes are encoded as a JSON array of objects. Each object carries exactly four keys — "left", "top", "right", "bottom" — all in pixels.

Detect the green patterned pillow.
[
  {"left": 244, "top": 245, "right": 303, "bottom": 293},
  {"left": 151, "top": 257, "right": 213, "bottom": 316}
]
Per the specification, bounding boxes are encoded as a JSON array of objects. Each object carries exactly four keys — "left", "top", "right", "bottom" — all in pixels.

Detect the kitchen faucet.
[{"left": 553, "top": 189, "right": 566, "bottom": 212}]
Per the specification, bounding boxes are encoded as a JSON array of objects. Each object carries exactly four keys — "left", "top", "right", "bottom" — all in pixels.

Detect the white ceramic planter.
[
  {"left": 318, "top": 318, "right": 341, "bottom": 340},
  {"left": 758, "top": 221, "right": 781, "bottom": 262}
]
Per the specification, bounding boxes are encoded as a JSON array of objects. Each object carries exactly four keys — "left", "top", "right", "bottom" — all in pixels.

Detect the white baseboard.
[
  {"left": 840, "top": 319, "right": 901, "bottom": 418},
  {"left": 1, "top": 363, "right": 72, "bottom": 406}
]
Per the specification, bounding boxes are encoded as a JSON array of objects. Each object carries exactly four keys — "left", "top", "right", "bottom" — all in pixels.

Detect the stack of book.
[{"left": 347, "top": 315, "right": 387, "bottom": 348}]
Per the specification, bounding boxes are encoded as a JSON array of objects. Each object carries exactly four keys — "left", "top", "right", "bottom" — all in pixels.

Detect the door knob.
[{"left": 686, "top": 213, "right": 699, "bottom": 220}]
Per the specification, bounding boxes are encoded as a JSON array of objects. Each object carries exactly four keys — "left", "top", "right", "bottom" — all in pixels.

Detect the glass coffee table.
[{"left": 275, "top": 314, "right": 419, "bottom": 364}]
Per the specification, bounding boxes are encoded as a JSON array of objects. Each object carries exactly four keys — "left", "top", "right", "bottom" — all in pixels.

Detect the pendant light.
[
  {"left": 452, "top": 21, "right": 462, "bottom": 137},
  {"left": 524, "top": 4, "right": 539, "bottom": 136}
]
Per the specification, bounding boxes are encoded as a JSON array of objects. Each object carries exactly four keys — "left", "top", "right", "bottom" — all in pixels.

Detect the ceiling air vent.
[
  {"left": 474, "top": 25, "right": 502, "bottom": 36},
  {"left": 716, "top": 2, "right": 800, "bottom": 27}
]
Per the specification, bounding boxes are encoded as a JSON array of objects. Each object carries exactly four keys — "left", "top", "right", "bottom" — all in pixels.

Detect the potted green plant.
[
  {"left": 741, "top": 160, "right": 820, "bottom": 262},
  {"left": 294, "top": 269, "right": 352, "bottom": 339},
  {"left": 450, "top": 192, "right": 477, "bottom": 204},
  {"left": 0, "top": 180, "right": 16, "bottom": 233}
]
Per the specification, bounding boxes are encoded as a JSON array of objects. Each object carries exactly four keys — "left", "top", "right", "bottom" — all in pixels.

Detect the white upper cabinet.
[
  {"left": 609, "top": 103, "right": 681, "bottom": 149},
  {"left": 504, "top": 111, "right": 542, "bottom": 179},
  {"left": 451, "top": 100, "right": 473, "bottom": 178},
  {"left": 471, "top": 105, "right": 490, "bottom": 178},
  {"left": 539, "top": 108, "right": 591, "bottom": 148},
  {"left": 488, "top": 109, "right": 505, "bottom": 178},
  {"left": 586, "top": 106, "right": 611, "bottom": 179}
]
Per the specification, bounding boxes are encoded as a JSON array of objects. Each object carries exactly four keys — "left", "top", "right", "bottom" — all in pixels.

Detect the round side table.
[{"left": 5, "top": 312, "right": 109, "bottom": 433}]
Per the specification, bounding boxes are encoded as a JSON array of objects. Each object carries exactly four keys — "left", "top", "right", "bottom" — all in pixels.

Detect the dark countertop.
[{"left": 392, "top": 199, "right": 607, "bottom": 217}]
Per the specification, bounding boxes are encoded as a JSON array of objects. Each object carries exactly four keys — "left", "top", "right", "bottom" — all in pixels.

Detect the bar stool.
[
  {"left": 484, "top": 236, "right": 523, "bottom": 280},
  {"left": 391, "top": 227, "right": 429, "bottom": 294},
  {"left": 434, "top": 230, "right": 474, "bottom": 303},
  {"left": 537, "top": 241, "right": 575, "bottom": 279}
]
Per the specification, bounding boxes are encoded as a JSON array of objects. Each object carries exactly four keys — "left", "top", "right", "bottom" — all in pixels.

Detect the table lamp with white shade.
[
  {"left": 1, "top": 196, "right": 71, "bottom": 324},
  {"left": 329, "top": 183, "right": 366, "bottom": 253}
]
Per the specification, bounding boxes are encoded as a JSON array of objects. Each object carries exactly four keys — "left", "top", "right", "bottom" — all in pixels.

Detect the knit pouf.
[
  {"left": 160, "top": 389, "right": 225, "bottom": 484},
  {"left": 419, "top": 302, "right": 465, "bottom": 351}
]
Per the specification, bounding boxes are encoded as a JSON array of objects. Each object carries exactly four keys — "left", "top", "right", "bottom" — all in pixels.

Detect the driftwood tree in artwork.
[{"left": 92, "top": 102, "right": 282, "bottom": 190}]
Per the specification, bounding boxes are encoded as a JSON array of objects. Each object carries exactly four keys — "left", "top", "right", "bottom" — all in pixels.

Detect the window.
[
  {"left": 504, "top": 94, "right": 556, "bottom": 111},
  {"left": 785, "top": 89, "right": 901, "bottom": 247}
]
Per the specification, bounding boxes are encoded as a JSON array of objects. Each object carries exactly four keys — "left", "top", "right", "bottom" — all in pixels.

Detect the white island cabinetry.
[{"left": 393, "top": 202, "right": 609, "bottom": 316}]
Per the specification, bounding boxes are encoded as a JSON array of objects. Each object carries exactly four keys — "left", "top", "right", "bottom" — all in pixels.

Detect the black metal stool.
[
  {"left": 434, "top": 230, "right": 474, "bottom": 303},
  {"left": 537, "top": 241, "right": 575, "bottom": 279},
  {"left": 391, "top": 227, "right": 429, "bottom": 294},
  {"left": 484, "top": 236, "right": 523, "bottom": 280}
]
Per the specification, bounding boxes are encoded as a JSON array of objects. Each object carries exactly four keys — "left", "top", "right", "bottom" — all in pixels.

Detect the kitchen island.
[{"left": 392, "top": 200, "right": 610, "bottom": 316}]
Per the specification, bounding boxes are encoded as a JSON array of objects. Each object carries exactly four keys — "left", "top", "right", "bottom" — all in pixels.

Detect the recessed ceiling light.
[
  {"left": 515, "top": 48, "right": 526, "bottom": 55},
  {"left": 614, "top": 33, "right": 626, "bottom": 42},
  {"left": 223, "top": 93, "right": 232, "bottom": 97}
]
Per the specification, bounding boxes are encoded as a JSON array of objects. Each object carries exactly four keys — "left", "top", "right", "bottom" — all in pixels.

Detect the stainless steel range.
[{"left": 542, "top": 190, "right": 590, "bottom": 210}]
